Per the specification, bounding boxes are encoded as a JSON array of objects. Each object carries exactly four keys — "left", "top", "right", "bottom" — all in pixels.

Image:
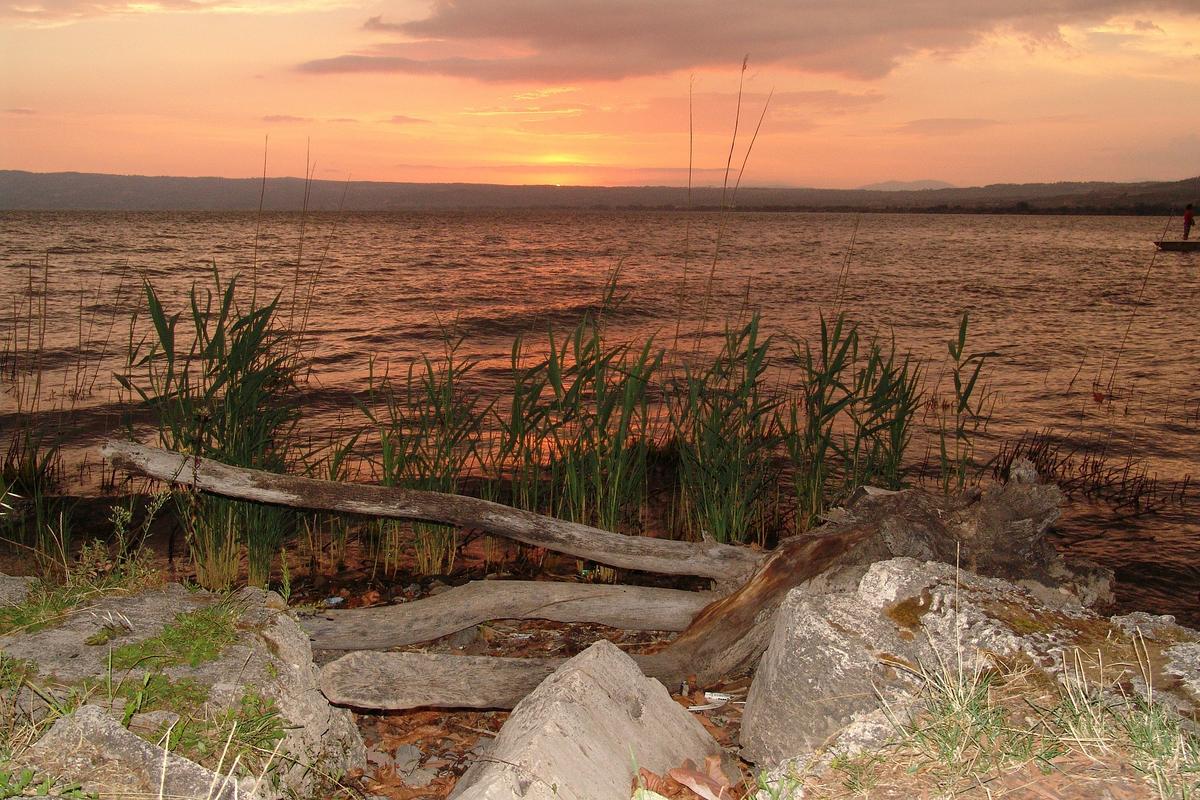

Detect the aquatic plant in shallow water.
[
  {"left": 365, "top": 334, "right": 488, "bottom": 575},
  {"left": 117, "top": 268, "right": 301, "bottom": 590},
  {"left": 670, "top": 314, "right": 782, "bottom": 545}
]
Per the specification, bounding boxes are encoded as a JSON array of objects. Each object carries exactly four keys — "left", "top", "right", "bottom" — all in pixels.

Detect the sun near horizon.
[{"left": 3, "top": 1, "right": 1200, "bottom": 189}]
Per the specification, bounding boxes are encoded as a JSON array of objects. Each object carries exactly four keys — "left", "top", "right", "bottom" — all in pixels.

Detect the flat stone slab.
[
  {"left": 21, "top": 704, "right": 268, "bottom": 800},
  {"left": 450, "top": 639, "right": 721, "bottom": 800},
  {"left": 0, "top": 583, "right": 364, "bottom": 797}
]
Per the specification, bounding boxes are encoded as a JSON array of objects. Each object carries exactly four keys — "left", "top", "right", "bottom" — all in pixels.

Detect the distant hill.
[
  {"left": 857, "top": 180, "right": 956, "bottom": 191},
  {"left": 1, "top": 170, "right": 1197, "bottom": 214}
]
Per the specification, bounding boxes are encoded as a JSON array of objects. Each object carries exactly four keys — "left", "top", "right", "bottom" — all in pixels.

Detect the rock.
[
  {"left": 450, "top": 639, "right": 721, "bottom": 800},
  {"left": 393, "top": 743, "right": 422, "bottom": 774},
  {"left": 21, "top": 704, "right": 271, "bottom": 800},
  {"left": 0, "top": 582, "right": 365, "bottom": 798},
  {"left": 821, "top": 459, "right": 1112, "bottom": 606},
  {"left": 0, "top": 574, "right": 33, "bottom": 605},
  {"left": 740, "top": 556, "right": 1200, "bottom": 777},
  {"left": 406, "top": 767, "right": 439, "bottom": 787},
  {"left": 445, "top": 624, "right": 479, "bottom": 650}
]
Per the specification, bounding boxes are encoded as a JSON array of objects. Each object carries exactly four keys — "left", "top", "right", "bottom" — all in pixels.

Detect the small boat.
[{"left": 1154, "top": 240, "right": 1200, "bottom": 252}]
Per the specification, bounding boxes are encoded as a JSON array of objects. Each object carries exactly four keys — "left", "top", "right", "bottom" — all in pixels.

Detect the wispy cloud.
[
  {"left": 387, "top": 114, "right": 428, "bottom": 124},
  {"left": 4, "top": 0, "right": 350, "bottom": 27},
  {"left": 4, "top": 107, "right": 37, "bottom": 114},
  {"left": 262, "top": 114, "right": 313, "bottom": 123},
  {"left": 298, "top": 0, "right": 1200, "bottom": 82},
  {"left": 896, "top": 117, "right": 1003, "bottom": 135}
]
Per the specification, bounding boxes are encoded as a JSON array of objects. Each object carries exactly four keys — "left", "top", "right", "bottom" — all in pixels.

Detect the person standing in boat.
[{"left": 1185, "top": 203, "right": 1195, "bottom": 240}]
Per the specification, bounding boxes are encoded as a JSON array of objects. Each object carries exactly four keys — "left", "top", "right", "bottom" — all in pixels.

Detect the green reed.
[
  {"left": 544, "top": 309, "right": 661, "bottom": 537},
  {"left": 365, "top": 335, "right": 488, "bottom": 575},
  {"left": 483, "top": 335, "right": 555, "bottom": 515},
  {"left": 786, "top": 312, "right": 857, "bottom": 530},
  {"left": 782, "top": 313, "right": 926, "bottom": 530},
  {"left": 670, "top": 315, "right": 782, "bottom": 545},
  {"left": 296, "top": 430, "right": 359, "bottom": 574},
  {"left": 842, "top": 334, "right": 923, "bottom": 492},
  {"left": 936, "top": 312, "right": 994, "bottom": 493},
  {"left": 118, "top": 269, "right": 300, "bottom": 589}
]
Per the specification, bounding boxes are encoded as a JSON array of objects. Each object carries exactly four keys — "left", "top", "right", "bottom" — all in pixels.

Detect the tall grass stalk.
[
  {"left": 118, "top": 269, "right": 301, "bottom": 589},
  {"left": 366, "top": 335, "right": 488, "bottom": 575},
  {"left": 671, "top": 315, "right": 781, "bottom": 544}
]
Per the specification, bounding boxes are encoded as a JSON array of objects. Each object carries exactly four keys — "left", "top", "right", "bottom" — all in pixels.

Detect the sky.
[{"left": 2, "top": 0, "right": 1200, "bottom": 188}]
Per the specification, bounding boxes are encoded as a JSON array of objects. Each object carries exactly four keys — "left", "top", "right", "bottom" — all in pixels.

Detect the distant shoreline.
[{"left": 1, "top": 169, "right": 1196, "bottom": 214}]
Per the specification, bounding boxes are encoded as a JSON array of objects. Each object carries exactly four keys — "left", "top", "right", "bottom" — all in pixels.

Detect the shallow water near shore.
[{"left": 1, "top": 209, "right": 1197, "bottom": 622}]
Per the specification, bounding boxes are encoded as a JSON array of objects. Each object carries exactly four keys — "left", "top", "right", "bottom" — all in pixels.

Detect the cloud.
[
  {"left": 298, "top": 0, "right": 1200, "bottom": 82},
  {"left": 262, "top": 114, "right": 313, "bottom": 123},
  {"left": 896, "top": 117, "right": 1003, "bottom": 135},
  {"left": 511, "top": 90, "right": 881, "bottom": 136},
  {"left": 4, "top": 107, "right": 37, "bottom": 114},
  {"left": 4, "top": 0, "right": 348, "bottom": 26},
  {"left": 1133, "top": 18, "right": 1164, "bottom": 31},
  {"left": 387, "top": 114, "right": 429, "bottom": 124}
]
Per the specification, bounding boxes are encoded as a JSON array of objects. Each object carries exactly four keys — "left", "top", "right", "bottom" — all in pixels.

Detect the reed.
[
  {"left": 364, "top": 335, "right": 488, "bottom": 575},
  {"left": 935, "top": 312, "right": 994, "bottom": 494},
  {"left": 670, "top": 315, "right": 782, "bottom": 545},
  {"left": 117, "top": 269, "right": 301, "bottom": 589},
  {"left": 842, "top": 334, "right": 923, "bottom": 492},
  {"left": 544, "top": 299, "right": 661, "bottom": 537},
  {"left": 785, "top": 312, "right": 856, "bottom": 530}
]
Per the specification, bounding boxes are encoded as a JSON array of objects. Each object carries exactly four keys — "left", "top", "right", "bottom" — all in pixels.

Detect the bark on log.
[
  {"left": 319, "top": 651, "right": 560, "bottom": 710},
  {"left": 301, "top": 580, "right": 714, "bottom": 651},
  {"left": 101, "top": 441, "right": 762, "bottom": 582}
]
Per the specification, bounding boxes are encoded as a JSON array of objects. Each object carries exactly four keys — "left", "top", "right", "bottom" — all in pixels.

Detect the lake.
[{"left": 1, "top": 209, "right": 1197, "bottom": 621}]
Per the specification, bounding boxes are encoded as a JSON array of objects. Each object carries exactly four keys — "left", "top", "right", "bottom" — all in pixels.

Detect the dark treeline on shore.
[{"left": 2, "top": 169, "right": 1197, "bottom": 214}]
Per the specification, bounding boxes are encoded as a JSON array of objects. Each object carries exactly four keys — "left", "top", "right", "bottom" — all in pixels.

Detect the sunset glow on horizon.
[{"left": 3, "top": 1, "right": 1200, "bottom": 188}]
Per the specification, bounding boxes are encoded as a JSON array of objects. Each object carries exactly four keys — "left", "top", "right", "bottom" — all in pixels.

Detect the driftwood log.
[
  {"left": 102, "top": 441, "right": 760, "bottom": 583},
  {"left": 103, "top": 441, "right": 1068, "bottom": 712},
  {"left": 302, "top": 580, "right": 714, "bottom": 650}
]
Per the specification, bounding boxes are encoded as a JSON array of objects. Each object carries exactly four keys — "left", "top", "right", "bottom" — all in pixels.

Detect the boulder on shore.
[
  {"left": 1, "top": 583, "right": 365, "bottom": 798},
  {"left": 451, "top": 639, "right": 723, "bottom": 800},
  {"left": 741, "top": 556, "right": 1200, "bottom": 788}
]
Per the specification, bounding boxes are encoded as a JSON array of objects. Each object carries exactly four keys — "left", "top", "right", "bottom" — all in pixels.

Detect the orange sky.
[{"left": 3, "top": 1, "right": 1200, "bottom": 188}]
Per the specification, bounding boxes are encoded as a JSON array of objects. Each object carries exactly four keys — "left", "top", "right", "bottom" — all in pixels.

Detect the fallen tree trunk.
[
  {"left": 320, "top": 474, "right": 1069, "bottom": 710},
  {"left": 318, "top": 651, "right": 561, "bottom": 710},
  {"left": 319, "top": 521, "right": 876, "bottom": 708},
  {"left": 301, "top": 580, "right": 714, "bottom": 651},
  {"left": 103, "top": 442, "right": 1070, "bottom": 712},
  {"left": 101, "top": 441, "right": 762, "bottom": 583}
]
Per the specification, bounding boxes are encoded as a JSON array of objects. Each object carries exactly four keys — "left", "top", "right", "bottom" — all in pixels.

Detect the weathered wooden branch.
[
  {"left": 101, "top": 440, "right": 762, "bottom": 582},
  {"left": 318, "top": 651, "right": 561, "bottom": 710},
  {"left": 319, "top": 521, "right": 877, "bottom": 709},
  {"left": 301, "top": 580, "right": 714, "bottom": 651},
  {"left": 103, "top": 442, "right": 1070, "bottom": 713},
  {"left": 320, "top": 475, "right": 1068, "bottom": 711}
]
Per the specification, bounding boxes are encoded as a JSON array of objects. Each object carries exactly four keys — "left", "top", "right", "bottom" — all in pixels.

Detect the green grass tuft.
[{"left": 109, "top": 602, "right": 238, "bottom": 670}]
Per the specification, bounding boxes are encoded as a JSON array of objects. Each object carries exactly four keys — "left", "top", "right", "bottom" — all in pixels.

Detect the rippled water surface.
[{"left": 2, "top": 210, "right": 1197, "bottom": 620}]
